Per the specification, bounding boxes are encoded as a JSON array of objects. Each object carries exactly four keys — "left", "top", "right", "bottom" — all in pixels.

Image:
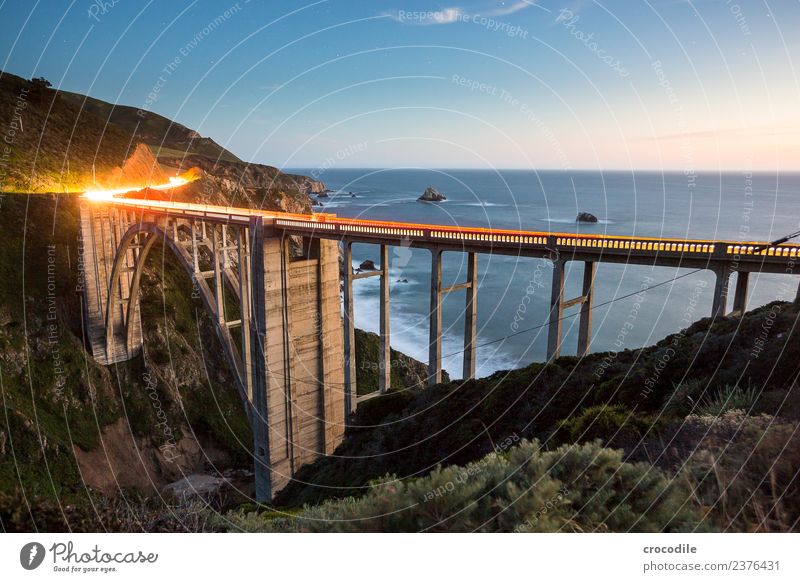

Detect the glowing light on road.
[{"left": 83, "top": 175, "right": 192, "bottom": 201}]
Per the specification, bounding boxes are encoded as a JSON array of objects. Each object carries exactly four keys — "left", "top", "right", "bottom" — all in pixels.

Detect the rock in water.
[
  {"left": 418, "top": 186, "right": 447, "bottom": 202},
  {"left": 359, "top": 259, "right": 377, "bottom": 271},
  {"left": 576, "top": 212, "right": 598, "bottom": 223}
]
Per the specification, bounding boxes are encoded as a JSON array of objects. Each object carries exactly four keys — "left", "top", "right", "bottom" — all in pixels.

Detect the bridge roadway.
[
  {"left": 100, "top": 196, "right": 800, "bottom": 271},
  {"left": 83, "top": 195, "right": 800, "bottom": 500},
  {"left": 101, "top": 195, "right": 800, "bottom": 374}
]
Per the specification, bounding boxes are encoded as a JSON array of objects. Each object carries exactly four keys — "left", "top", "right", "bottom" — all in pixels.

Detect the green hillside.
[
  {"left": 58, "top": 90, "right": 240, "bottom": 163},
  {"left": 0, "top": 70, "right": 243, "bottom": 194},
  {"left": 0, "top": 72, "right": 138, "bottom": 192}
]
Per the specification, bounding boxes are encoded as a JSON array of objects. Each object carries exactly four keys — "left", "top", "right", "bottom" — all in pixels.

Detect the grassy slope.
[
  {"left": 0, "top": 193, "right": 250, "bottom": 511},
  {"left": 0, "top": 72, "right": 137, "bottom": 192},
  {"left": 57, "top": 90, "right": 241, "bottom": 163},
  {"left": 276, "top": 298, "right": 800, "bottom": 507}
]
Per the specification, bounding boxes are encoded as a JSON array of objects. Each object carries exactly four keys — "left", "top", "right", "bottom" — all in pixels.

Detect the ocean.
[{"left": 288, "top": 169, "right": 800, "bottom": 377}]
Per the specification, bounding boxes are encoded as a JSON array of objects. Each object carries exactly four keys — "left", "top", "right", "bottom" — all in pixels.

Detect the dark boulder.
[{"left": 576, "top": 212, "right": 598, "bottom": 223}]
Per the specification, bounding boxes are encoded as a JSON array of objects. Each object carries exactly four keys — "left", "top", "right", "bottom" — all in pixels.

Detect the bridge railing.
[{"left": 99, "top": 197, "right": 800, "bottom": 261}]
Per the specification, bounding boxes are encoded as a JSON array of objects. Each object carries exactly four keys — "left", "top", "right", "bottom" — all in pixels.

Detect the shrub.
[
  {"left": 682, "top": 411, "right": 800, "bottom": 532},
  {"left": 696, "top": 384, "right": 759, "bottom": 416},
  {"left": 553, "top": 404, "right": 655, "bottom": 450},
  {"left": 661, "top": 379, "right": 709, "bottom": 417},
  {"left": 225, "top": 440, "right": 703, "bottom": 532}
]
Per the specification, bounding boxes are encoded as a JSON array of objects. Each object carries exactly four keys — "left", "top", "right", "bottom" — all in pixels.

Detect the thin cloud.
[
  {"left": 382, "top": 6, "right": 465, "bottom": 26},
  {"left": 383, "top": 1, "right": 536, "bottom": 25},
  {"left": 485, "top": 1, "right": 535, "bottom": 17},
  {"left": 429, "top": 7, "right": 464, "bottom": 23}
]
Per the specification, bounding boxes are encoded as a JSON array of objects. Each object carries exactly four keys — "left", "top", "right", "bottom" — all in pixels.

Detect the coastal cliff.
[{"left": 158, "top": 154, "right": 315, "bottom": 213}]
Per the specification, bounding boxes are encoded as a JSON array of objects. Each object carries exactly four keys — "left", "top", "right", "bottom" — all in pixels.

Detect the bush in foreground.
[
  {"left": 682, "top": 411, "right": 800, "bottom": 532},
  {"left": 225, "top": 440, "right": 703, "bottom": 532}
]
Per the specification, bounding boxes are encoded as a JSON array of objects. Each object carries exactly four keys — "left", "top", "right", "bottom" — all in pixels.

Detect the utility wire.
[
  {"left": 188, "top": 227, "right": 800, "bottom": 387},
  {"left": 750, "top": 229, "right": 800, "bottom": 253},
  {"left": 439, "top": 268, "right": 705, "bottom": 361},
  {"left": 439, "top": 225, "right": 800, "bottom": 360},
  {"left": 242, "top": 266, "right": 707, "bottom": 387}
]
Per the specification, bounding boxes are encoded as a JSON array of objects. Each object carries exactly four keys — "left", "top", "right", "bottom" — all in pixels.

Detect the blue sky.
[{"left": 1, "top": 0, "right": 798, "bottom": 170}]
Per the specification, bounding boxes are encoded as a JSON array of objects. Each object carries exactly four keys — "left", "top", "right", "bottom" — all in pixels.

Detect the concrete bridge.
[{"left": 79, "top": 196, "right": 800, "bottom": 501}]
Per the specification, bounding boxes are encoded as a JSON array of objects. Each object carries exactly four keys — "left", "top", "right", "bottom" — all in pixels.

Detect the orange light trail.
[{"left": 83, "top": 175, "right": 191, "bottom": 201}]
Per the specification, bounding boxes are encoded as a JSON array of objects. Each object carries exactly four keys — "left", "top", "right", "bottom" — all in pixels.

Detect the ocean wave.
[
  {"left": 536, "top": 217, "right": 613, "bottom": 225},
  {"left": 458, "top": 202, "right": 509, "bottom": 207}
]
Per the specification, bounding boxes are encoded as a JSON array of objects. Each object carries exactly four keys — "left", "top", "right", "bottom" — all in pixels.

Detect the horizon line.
[{"left": 280, "top": 166, "right": 800, "bottom": 174}]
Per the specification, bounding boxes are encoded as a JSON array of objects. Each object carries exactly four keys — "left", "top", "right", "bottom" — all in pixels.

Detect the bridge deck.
[{"left": 97, "top": 196, "right": 800, "bottom": 273}]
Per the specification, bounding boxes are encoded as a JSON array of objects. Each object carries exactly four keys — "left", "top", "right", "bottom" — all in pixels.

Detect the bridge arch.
[{"left": 103, "top": 219, "right": 252, "bottom": 413}]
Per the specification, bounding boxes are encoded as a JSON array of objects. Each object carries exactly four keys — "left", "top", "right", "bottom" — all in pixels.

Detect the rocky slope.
[
  {"left": 158, "top": 154, "right": 313, "bottom": 213},
  {"left": 0, "top": 72, "right": 139, "bottom": 192}
]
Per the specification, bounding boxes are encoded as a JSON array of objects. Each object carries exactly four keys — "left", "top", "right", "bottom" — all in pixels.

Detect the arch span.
[{"left": 103, "top": 220, "right": 251, "bottom": 411}]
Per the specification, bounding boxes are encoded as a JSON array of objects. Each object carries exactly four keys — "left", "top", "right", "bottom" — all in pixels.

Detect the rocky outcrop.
[
  {"left": 159, "top": 155, "right": 313, "bottom": 214},
  {"left": 358, "top": 259, "right": 377, "bottom": 271},
  {"left": 72, "top": 419, "right": 233, "bottom": 496},
  {"left": 576, "top": 212, "right": 598, "bottom": 223},
  {"left": 162, "top": 474, "right": 230, "bottom": 501},
  {"left": 286, "top": 174, "right": 328, "bottom": 196},
  {"left": 418, "top": 186, "right": 446, "bottom": 202}
]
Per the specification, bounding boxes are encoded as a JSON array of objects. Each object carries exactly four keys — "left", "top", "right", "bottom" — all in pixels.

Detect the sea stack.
[
  {"left": 576, "top": 212, "right": 598, "bottom": 223},
  {"left": 418, "top": 186, "right": 447, "bottom": 202}
]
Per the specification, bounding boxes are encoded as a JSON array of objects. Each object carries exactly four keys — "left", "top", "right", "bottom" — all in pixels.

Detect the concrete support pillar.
[
  {"left": 463, "top": 252, "right": 478, "bottom": 380},
  {"left": 732, "top": 270, "right": 750, "bottom": 315},
  {"left": 428, "top": 248, "right": 443, "bottom": 387},
  {"left": 237, "top": 227, "right": 253, "bottom": 402},
  {"left": 212, "top": 224, "right": 225, "bottom": 323},
  {"left": 711, "top": 265, "right": 732, "bottom": 319},
  {"left": 547, "top": 259, "right": 566, "bottom": 360},
  {"left": 191, "top": 221, "right": 200, "bottom": 274},
  {"left": 278, "top": 237, "right": 296, "bottom": 474},
  {"left": 577, "top": 261, "right": 595, "bottom": 357},
  {"left": 247, "top": 218, "right": 272, "bottom": 502},
  {"left": 379, "top": 244, "right": 391, "bottom": 393},
  {"left": 342, "top": 241, "right": 357, "bottom": 420},
  {"left": 221, "top": 224, "right": 229, "bottom": 270}
]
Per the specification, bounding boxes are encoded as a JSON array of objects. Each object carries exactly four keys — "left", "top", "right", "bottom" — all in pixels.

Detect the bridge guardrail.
[{"left": 97, "top": 197, "right": 800, "bottom": 262}]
